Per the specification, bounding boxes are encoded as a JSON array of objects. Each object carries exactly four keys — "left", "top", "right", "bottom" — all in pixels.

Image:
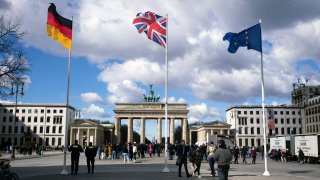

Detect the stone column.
[
  {"left": 77, "top": 128, "right": 80, "bottom": 143},
  {"left": 182, "top": 118, "right": 188, "bottom": 144},
  {"left": 128, "top": 117, "right": 133, "bottom": 143},
  {"left": 69, "top": 128, "right": 73, "bottom": 145},
  {"left": 140, "top": 118, "right": 145, "bottom": 144},
  {"left": 220, "top": 129, "right": 223, "bottom": 135},
  {"left": 114, "top": 117, "right": 121, "bottom": 144},
  {"left": 94, "top": 128, "right": 97, "bottom": 145},
  {"left": 157, "top": 118, "right": 162, "bottom": 144},
  {"left": 86, "top": 128, "right": 90, "bottom": 146},
  {"left": 170, "top": 118, "right": 175, "bottom": 144},
  {"left": 211, "top": 129, "right": 213, "bottom": 136}
]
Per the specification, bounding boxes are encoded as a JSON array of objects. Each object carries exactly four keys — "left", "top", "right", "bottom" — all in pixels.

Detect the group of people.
[
  {"left": 269, "top": 148, "right": 293, "bottom": 163},
  {"left": 231, "top": 146, "right": 258, "bottom": 164},
  {"left": 176, "top": 139, "right": 232, "bottom": 179}
]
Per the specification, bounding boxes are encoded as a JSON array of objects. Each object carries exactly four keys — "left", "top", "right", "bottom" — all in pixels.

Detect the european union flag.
[{"left": 223, "top": 23, "right": 262, "bottom": 53}]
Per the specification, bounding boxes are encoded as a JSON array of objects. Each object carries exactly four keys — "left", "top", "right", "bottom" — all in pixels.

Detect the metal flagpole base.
[
  {"left": 162, "top": 166, "right": 170, "bottom": 173},
  {"left": 263, "top": 171, "right": 270, "bottom": 176},
  {"left": 60, "top": 168, "right": 68, "bottom": 175}
]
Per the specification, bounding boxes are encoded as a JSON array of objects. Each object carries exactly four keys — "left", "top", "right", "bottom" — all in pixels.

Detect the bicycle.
[{"left": 0, "top": 159, "right": 19, "bottom": 180}]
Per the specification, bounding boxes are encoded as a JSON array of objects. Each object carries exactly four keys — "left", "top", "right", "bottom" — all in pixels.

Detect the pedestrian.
[
  {"left": 97, "top": 146, "right": 101, "bottom": 160},
  {"left": 192, "top": 146, "right": 203, "bottom": 178},
  {"left": 112, "top": 144, "right": 117, "bottom": 160},
  {"left": 85, "top": 142, "right": 97, "bottom": 174},
  {"left": 298, "top": 149, "right": 304, "bottom": 164},
  {"left": 107, "top": 143, "right": 112, "bottom": 159},
  {"left": 251, "top": 146, "right": 257, "bottom": 164},
  {"left": 169, "top": 143, "right": 174, "bottom": 160},
  {"left": 188, "top": 145, "right": 195, "bottom": 174},
  {"left": 285, "top": 149, "right": 292, "bottom": 163},
  {"left": 176, "top": 139, "right": 192, "bottom": 178},
  {"left": 68, "top": 140, "right": 83, "bottom": 175},
  {"left": 281, "top": 149, "right": 286, "bottom": 162},
  {"left": 241, "top": 146, "right": 247, "bottom": 163},
  {"left": 133, "top": 142, "right": 137, "bottom": 161},
  {"left": 148, "top": 143, "right": 153, "bottom": 157},
  {"left": 122, "top": 143, "right": 129, "bottom": 164},
  {"left": 213, "top": 140, "right": 232, "bottom": 180},
  {"left": 233, "top": 146, "right": 240, "bottom": 164},
  {"left": 207, "top": 141, "right": 217, "bottom": 177}
]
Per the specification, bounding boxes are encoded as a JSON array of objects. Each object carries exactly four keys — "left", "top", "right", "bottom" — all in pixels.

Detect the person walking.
[
  {"left": 176, "top": 139, "right": 192, "bottom": 178},
  {"left": 85, "top": 142, "right": 97, "bottom": 174},
  {"left": 251, "top": 146, "right": 257, "bottom": 164},
  {"left": 192, "top": 146, "right": 203, "bottom": 178},
  {"left": 241, "top": 146, "right": 247, "bottom": 163},
  {"left": 122, "top": 143, "right": 129, "bottom": 164},
  {"left": 233, "top": 146, "right": 240, "bottom": 164},
  {"left": 207, "top": 141, "right": 217, "bottom": 176},
  {"left": 213, "top": 140, "right": 232, "bottom": 180},
  {"left": 68, "top": 140, "right": 83, "bottom": 175},
  {"left": 298, "top": 149, "right": 304, "bottom": 164},
  {"left": 133, "top": 142, "right": 137, "bottom": 161}
]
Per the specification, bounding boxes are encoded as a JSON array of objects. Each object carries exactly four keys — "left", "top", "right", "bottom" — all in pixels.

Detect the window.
[
  {"left": 238, "top": 111, "right": 241, "bottom": 115},
  {"left": 47, "top": 116, "right": 51, "bottom": 123},
  {"left": 293, "top": 118, "right": 296, "bottom": 124},
  {"left": 269, "top": 129, "right": 272, "bottom": 135},
  {"left": 287, "top": 118, "right": 290, "bottom": 124},
  {"left": 33, "top": 126, "right": 37, "bottom": 133},
  {"left": 40, "top": 126, "right": 43, "bottom": 133},
  {"left": 286, "top": 111, "right": 289, "bottom": 115},
  {"left": 238, "top": 118, "right": 241, "bottom": 125},
  {"left": 245, "top": 138, "right": 248, "bottom": 146},
  {"left": 52, "top": 138, "right": 56, "bottom": 146},
  {"left": 22, "top": 109, "right": 25, "bottom": 113},
  {"left": 14, "top": 126, "right": 18, "bottom": 133},
  {"left": 2, "top": 117, "right": 6, "bottom": 122},
  {"left": 28, "top": 116, "right": 31, "bottom": 122},
  {"left": 250, "top": 111, "right": 253, "bottom": 115},
  {"left": 2, "top": 126, "right": 5, "bottom": 133},
  {"left": 3, "top": 109, "right": 7, "bottom": 113},
  {"left": 53, "top": 116, "right": 62, "bottom": 124},
  {"left": 34, "top": 117, "right": 38, "bottom": 123},
  {"left": 280, "top": 111, "right": 283, "bottom": 115},
  {"left": 41, "top": 109, "right": 44, "bottom": 113},
  {"left": 275, "top": 118, "right": 278, "bottom": 124},
  {"left": 299, "top": 118, "right": 301, "bottom": 124},
  {"left": 250, "top": 118, "right": 254, "bottom": 124},
  {"left": 245, "top": 127, "right": 248, "bottom": 134},
  {"left": 16, "top": 109, "right": 19, "bottom": 113},
  {"left": 59, "top": 110, "right": 63, "bottom": 113},
  {"left": 239, "top": 138, "right": 242, "bottom": 147},
  {"left": 9, "top": 116, "right": 12, "bottom": 122},
  {"left": 281, "top": 128, "right": 284, "bottom": 135},
  {"left": 251, "top": 127, "right": 254, "bottom": 134},
  {"left": 20, "top": 126, "right": 24, "bottom": 133},
  {"left": 8, "top": 126, "right": 12, "bottom": 133},
  {"left": 46, "top": 126, "right": 50, "bottom": 133},
  {"left": 53, "top": 109, "right": 57, "bottom": 113},
  {"left": 251, "top": 139, "right": 255, "bottom": 147},
  {"left": 47, "top": 109, "right": 51, "bottom": 113},
  {"left": 256, "top": 118, "right": 260, "bottom": 124},
  {"left": 15, "top": 116, "right": 18, "bottom": 122},
  {"left": 256, "top": 111, "right": 259, "bottom": 115},
  {"left": 21, "top": 116, "right": 25, "bottom": 122},
  {"left": 40, "top": 116, "right": 44, "bottom": 122},
  {"left": 274, "top": 111, "right": 278, "bottom": 115},
  {"left": 292, "top": 111, "right": 296, "bottom": 115},
  {"left": 238, "top": 127, "right": 242, "bottom": 134},
  {"left": 52, "top": 126, "right": 56, "bottom": 133},
  {"left": 281, "top": 118, "right": 284, "bottom": 124},
  {"left": 244, "top": 111, "right": 247, "bottom": 115},
  {"left": 28, "top": 109, "right": 32, "bottom": 113},
  {"left": 27, "top": 126, "right": 31, "bottom": 132},
  {"left": 287, "top": 128, "right": 290, "bottom": 134},
  {"left": 9, "top": 109, "right": 13, "bottom": 113},
  {"left": 34, "top": 109, "right": 38, "bottom": 113},
  {"left": 59, "top": 126, "right": 62, "bottom": 133},
  {"left": 257, "top": 128, "right": 260, "bottom": 134},
  {"left": 275, "top": 128, "right": 278, "bottom": 134},
  {"left": 58, "top": 138, "right": 62, "bottom": 146}
]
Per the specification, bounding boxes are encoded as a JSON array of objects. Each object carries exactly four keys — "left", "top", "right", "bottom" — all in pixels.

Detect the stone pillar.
[
  {"left": 157, "top": 118, "right": 162, "bottom": 144},
  {"left": 228, "top": 129, "right": 230, "bottom": 135},
  {"left": 69, "top": 128, "right": 73, "bottom": 145},
  {"left": 170, "top": 118, "right": 175, "bottom": 144},
  {"left": 182, "top": 118, "right": 188, "bottom": 144},
  {"left": 77, "top": 129, "right": 80, "bottom": 143},
  {"left": 140, "top": 118, "right": 145, "bottom": 144},
  {"left": 128, "top": 117, "right": 133, "bottom": 143},
  {"left": 114, "top": 117, "right": 121, "bottom": 144},
  {"left": 211, "top": 129, "right": 213, "bottom": 136},
  {"left": 94, "top": 128, "right": 97, "bottom": 145},
  {"left": 220, "top": 129, "right": 223, "bottom": 135},
  {"left": 87, "top": 128, "right": 90, "bottom": 146}
]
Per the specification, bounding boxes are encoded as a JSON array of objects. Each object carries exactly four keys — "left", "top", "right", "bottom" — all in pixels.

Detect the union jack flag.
[{"left": 133, "top": 11, "right": 167, "bottom": 48}]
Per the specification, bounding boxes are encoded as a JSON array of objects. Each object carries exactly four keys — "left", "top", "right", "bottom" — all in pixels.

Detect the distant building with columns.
[
  {"left": 69, "top": 119, "right": 114, "bottom": 147},
  {"left": 189, "top": 121, "right": 231, "bottom": 145},
  {"left": 113, "top": 102, "right": 189, "bottom": 144}
]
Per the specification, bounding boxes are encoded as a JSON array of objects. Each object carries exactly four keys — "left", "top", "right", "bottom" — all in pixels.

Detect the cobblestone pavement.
[{"left": 3, "top": 152, "right": 319, "bottom": 180}]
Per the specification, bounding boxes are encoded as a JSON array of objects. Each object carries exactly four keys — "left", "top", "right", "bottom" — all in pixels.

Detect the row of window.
[
  {"left": 238, "top": 138, "right": 261, "bottom": 147},
  {"left": 237, "top": 110, "right": 300, "bottom": 116},
  {"left": 0, "top": 108, "right": 64, "bottom": 114},
  {"left": 1, "top": 137, "right": 62, "bottom": 147},
  {"left": 2, "top": 116, "right": 63, "bottom": 124},
  {"left": 238, "top": 117, "right": 301, "bottom": 125},
  {"left": 238, "top": 127, "right": 301, "bottom": 135},
  {"left": 306, "top": 116, "right": 320, "bottom": 124},
  {"left": 0, "top": 125, "right": 63, "bottom": 134},
  {"left": 306, "top": 125, "right": 319, "bottom": 133},
  {"left": 305, "top": 106, "right": 320, "bottom": 116}
]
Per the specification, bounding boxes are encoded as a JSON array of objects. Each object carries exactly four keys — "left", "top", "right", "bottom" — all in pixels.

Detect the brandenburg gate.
[{"left": 113, "top": 85, "right": 189, "bottom": 144}]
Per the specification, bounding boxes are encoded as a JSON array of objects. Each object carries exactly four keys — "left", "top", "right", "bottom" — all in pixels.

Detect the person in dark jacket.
[
  {"left": 176, "top": 139, "right": 192, "bottom": 178},
  {"left": 233, "top": 146, "right": 240, "bottom": 164},
  {"left": 68, "top": 140, "right": 83, "bottom": 175},
  {"left": 241, "top": 146, "right": 247, "bottom": 163},
  {"left": 85, "top": 142, "right": 97, "bottom": 174}
]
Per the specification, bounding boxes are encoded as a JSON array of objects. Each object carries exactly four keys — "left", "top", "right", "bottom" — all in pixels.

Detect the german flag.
[{"left": 47, "top": 3, "right": 72, "bottom": 50}]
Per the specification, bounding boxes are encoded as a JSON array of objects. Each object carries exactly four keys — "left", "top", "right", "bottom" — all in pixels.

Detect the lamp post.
[
  {"left": 9, "top": 81, "right": 24, "bottom": 159},
  {"left": 232, "top": 109, "right": 238, "bottom": 146}
]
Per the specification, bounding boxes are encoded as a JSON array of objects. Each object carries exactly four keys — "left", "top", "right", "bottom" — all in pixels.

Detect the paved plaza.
[{"left": 2, "top": 152, "right": 319, "bottom": 180}]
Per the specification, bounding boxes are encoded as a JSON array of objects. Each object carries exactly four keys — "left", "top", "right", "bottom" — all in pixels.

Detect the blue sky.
[{"left": 2, "top": 0, "right": 320, "bottom": 140}]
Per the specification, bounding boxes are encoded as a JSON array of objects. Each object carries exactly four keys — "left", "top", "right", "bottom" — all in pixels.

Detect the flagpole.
[
  {"left": 260, "top": 19, "right": 270, "bottom": 176},
  {"left": 162, "top": 13, "right": 170, "bottom": 173},
  {"left": 60, "top": 17, "right": 73, "bottom": 175}
]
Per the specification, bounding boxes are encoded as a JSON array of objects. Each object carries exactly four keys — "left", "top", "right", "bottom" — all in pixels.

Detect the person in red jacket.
[{"left": 251, "top": 146, "right": 257, "bottom": 164}]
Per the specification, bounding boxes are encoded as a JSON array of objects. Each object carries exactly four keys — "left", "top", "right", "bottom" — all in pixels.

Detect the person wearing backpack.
[{"left": 192, "top": 146, "right": 203, "bottom": 178}]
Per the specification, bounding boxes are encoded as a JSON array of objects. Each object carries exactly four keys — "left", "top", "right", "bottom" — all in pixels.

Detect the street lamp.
[
  {"left": 9, "top": 81, "right": 24, "bottom": 158},
  {"left": 232, "top": 109, "right": 238, "bottom": 146}
]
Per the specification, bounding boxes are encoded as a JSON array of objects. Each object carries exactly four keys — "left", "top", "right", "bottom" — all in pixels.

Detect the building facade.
[
  {"left": 226, "top": 105, "right": 304, "bottom": 147},
  {"left": 0, "top": 103, "right": 75, "bottom": 147},
  {"left": 305, "top": 96, "right": 320, "bottom": 134}
]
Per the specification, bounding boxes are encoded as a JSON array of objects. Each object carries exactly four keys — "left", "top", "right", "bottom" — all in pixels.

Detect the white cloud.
[
  {"left": 188, "top": 103, "right": 221, "bottom": 124},
  {"left": 80, "top": 92, "right": 104, "bottom": 104},
  {"left": 81, "top": 104, "right": 109, "bottom": 119},
  {"left": 107, "top": 80, "right": 145, "bottom": 103}
]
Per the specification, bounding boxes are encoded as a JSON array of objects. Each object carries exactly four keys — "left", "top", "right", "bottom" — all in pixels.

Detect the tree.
[{"left": 0, "top": 15, "right": 30, "bottom": 97}]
